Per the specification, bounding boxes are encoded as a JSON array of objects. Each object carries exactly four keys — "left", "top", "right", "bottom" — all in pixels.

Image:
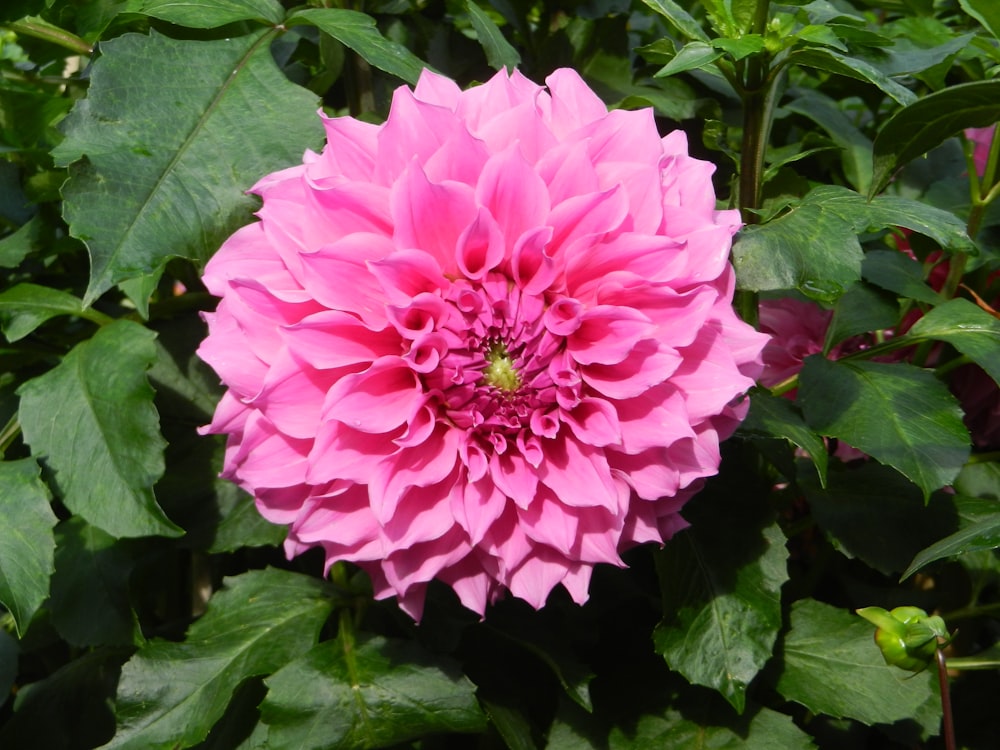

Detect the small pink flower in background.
[
  {"left": 967, "top": 125, "right": 995, "bottom": 175},
  {"left": 757, "top": 298, "right": 833, "bottom": 389},
  {"left": 198, "top": 67, "right": 767, "bottom": 619}
]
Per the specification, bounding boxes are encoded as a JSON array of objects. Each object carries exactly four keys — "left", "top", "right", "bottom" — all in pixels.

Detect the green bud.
[{"left": 857, "top": 606, "right": 950, "bottom": 673}]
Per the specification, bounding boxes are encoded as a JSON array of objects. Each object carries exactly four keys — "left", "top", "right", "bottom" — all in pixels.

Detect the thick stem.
[
  {"left": 936, "top": 647, "right": 956, "bottom": 750},
  {"left": 7, "top": 19, "right": 92, "bottom": 56}
]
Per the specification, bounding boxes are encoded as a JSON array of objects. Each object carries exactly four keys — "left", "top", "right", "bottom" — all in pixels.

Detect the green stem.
[
  {"left": 936, "top": 647, "right": 956, "bottom": 750},
  {"left": 7, "top": 19, "right": 92, "bottom": 56},
  {"left": 737, "top": 1, "right": 773, "bottom": 224},
  {"left": 942, "top": 601, "right": 1000, "bottom": 622},
  {"left": 0, "top": 414, "right": 19, "bottom": 455}
]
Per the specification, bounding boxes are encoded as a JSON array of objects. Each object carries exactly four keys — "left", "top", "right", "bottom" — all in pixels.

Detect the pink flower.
[
  {"left": 198, "top": 68, "right": 766, "bottom": 619},
  {"left": 757, "top": 298, "right": 834, "bottom": 389},
  {"left": 967, "top": 125, "right": 995, "bottom": 176}
]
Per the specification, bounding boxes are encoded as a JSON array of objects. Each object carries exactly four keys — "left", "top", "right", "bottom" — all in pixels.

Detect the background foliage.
[{"left": 1, "top": 0, "right": 999, "bottom": 747}]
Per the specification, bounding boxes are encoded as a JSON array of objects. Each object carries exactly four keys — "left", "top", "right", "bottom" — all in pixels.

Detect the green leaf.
[
  {"left": 711, "top": 35, "right": 766, "bottom": 61},
  {"left": 824, "top": 282, "right": 898, "bottom": 350},
  {"left": 286, "top": 8, "right": 428, "bottom": 85},
  {"left": 870, "top": 80, "right": 1000, "bottom": 197},
  {"left": 960, "top": 0, "right": 1000, "bottom": 40},
  {"left": 862, "top": 249, "right": 944, "bottom": 306},
  {"left": 776, "top": 599, "right": 939, "bottom": 729},
  {"left": 50, "top": 517, "right": 143, "bottom": 647},
  {"left": 740, "top": 389, "right": 828, "bottom": 486},
  {"left": 261, "top": 634, "right": 487, "bottom": 750},
  {"left": 107, "top": 568, "right": 337, "bottom": 750},
  {"left": 798, "top": 356, "right": 970, "bottom": 499},
  {"left": 609, "top": 705, "right": 816, "bottom": 749},
  {"left": 51, "top": 30, "right": 322, "bottom": 306},
  {"left": 0, "top": 458, "right": 56, "bottom": 637},
  {"left": 17, "top": 320, "right": 181, "bottom": 539},
  {"left": 902, "top": 513, "right": 1000, "bottom": 580},
  {"left": 791, "top": 48, "right": 917, "bottom": 106},
  {"left": 465, "top": 1, "right": 520, "bottom": 72},
  {"left": 801, "top": 462, "right": 960, "bottom": 576},
  {"left": 0, "top": 215, "right": 42, "bottom": 269},
  {"left": 639, "top": 0, "right": 710, "bottom": 42},
  {"left": 732, "top": 202, "right": 863, "bottom": 298},
  {"left": 0, "top": 283, "right": 86, "bottom": 342},
  {"left": 0, "top": 629, "right": 17, "bottom": 710},
  {"left": 908, "top": 298, "right": 1000, "bottom": 386},
  {"left": 654, "top": 41, "right": 724, "bottom": 78},
  {"left": 653, "top": 488, "right": 788, "bottom": 713},
  {"left": 135, "top": 0, "right": 285, "bottom": 28}
]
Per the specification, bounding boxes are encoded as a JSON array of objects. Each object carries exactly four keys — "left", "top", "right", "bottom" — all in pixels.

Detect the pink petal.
[{"left": 322, "top": 357, "right": 425, "bottom": 433}]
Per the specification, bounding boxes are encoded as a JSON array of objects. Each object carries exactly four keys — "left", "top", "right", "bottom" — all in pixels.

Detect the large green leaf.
[
  {"left": 107, "top": 568, "right": 337, "bottom": 750},
  {"left": 960, "top": 0, "right": 1000, "bottom": 40},
  {"left": 608, "top": 706, "right": 816, "bottom": 749},
  {"left": 0, "top": 283, "right": 88, "bottom": 342},
  {"left": 0, "top": 458, "right": 56, "bottom": 636},
  {"left": 260, "top": 634, "right": 487, "bottom": 749},
  {"left": 908, "top": 298, "right": 1000, "bottom": 385},
  {"left": 862, "top": 249, "right": 944, "bottom": 306},
  {"left": 17, "top": 320, "right": 181, "bottom": 539},
  {"left": 824, "top": 282, "right": 898, "bottom": 350},
  {"left": 801, "top": 463, "right": 959, "bottom": 576},
  {"left": 797, "top": 356, "right": 970, "bottom": 499},
  {"left": 870, "top": 80, "right": 1000, "bottom": 197},
  {"left": 50, "top": 517, "right": 143, "bottom": 647},
  {"left": 51, "top": 30, "right": 322, "bottom": 306},
  {"left": 136, "top": 0, "right": 285, "bottom": 28},
  {"left": 739, "top": 389, "right": 828, "bottom": 486},
  {"left": 653, "top": 487, "right": 788, "bottom": 713},
  {"left": 790, "top": 48, "right": 917, "bottom": 106},
  {"left": 776, "top": 599, "right": 939, "bottom": 729},
  {"left": 286, "top": 8, "right": 428, "bottom": 85},
  {"left": 902, "top": 513, "right": 1000, "bottom": 580},
  {"left": 465, "top": 0, "right": 520, "bottom": 72}
]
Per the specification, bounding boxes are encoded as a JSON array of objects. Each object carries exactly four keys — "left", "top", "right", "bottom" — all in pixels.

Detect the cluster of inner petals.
[{"left": 198, "top": 66, "right": 767, "bottom": 619}]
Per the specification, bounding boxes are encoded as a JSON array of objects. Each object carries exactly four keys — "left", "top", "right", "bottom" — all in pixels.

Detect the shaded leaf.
[
  {"left": 608, "top": 705, "right": 816, "bottom": 749},
  {"left": 52, "top": 30, "right": 322, "bottom": 305},
  {"left": 0, "top": 629, "right": 17, "bottom": 710},
  {"left": 798, "top": 356, "right": 970, "bottom": 499},
  {"left": 960, "top": 0, "right": 1000, "bottom": 40},
  {"left": 466, "top": 0, "right": 520, "bottom": 72},
  {"left": 908, "top": 298, "right": 1000, "bottom": 385},
  {"left": 801, "top": 462, "right": 959, "bottom": 576},
  {"left": 870, "top": 80, "right": 1000, "bottom": 197},
  {"left": 791, "top": 48, "right": 917, "bottom": 106},
  {"left": 902, "top": 513, "right": 1000, "bottom": 580},
  {"left": 740, "top": 389, "right": 828, "bottom": 486},
  {"left": 776, "top": 599, "right": 939, "bottom": 729},
  {"left": 287, "top": 8, "right": 428, "bottom": 85},
  {"left": 0, "top": 458, "right": 56, "bottom": 636},
  {"left": 825, "top": 282, "right": 898, "bottom": 350},
  {"left": 261, "top": 634, "right": 487, "bottom": 750},
  {"left": 50, "top": 517, "right": 143, "bottom": 647},
  {"left": 639, "top": 0, "right": 710, "bottom": 42},
  {"left": 862, "top": 249, "right": 944, "bottom": 306},
  {"left": 107, "top": 568, "right": 337, "bottom": 750},
  {"left": 0, "top": 215, "right": 42, "bottom": 269},
  {"left": 17, "top": 320, "right": 181, "bottom": 539},
  {"left": 0, "top": 283, "right": 86, "bottom": 342},
  {"left": 136, "top": 0, "right": 284, "bottom": 28},
  {"left": 653, "top": 488, "right": 788, "bottom": 713}
]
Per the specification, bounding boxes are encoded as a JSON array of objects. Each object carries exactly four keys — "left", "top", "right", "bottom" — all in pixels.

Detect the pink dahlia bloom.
[{"left": 198, "top": 68, "right": 766, "bottom": 619}]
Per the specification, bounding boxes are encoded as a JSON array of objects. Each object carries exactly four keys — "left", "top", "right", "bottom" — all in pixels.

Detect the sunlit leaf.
[{"left": 135, "top": 0, "right": 284, "bottom": 28}]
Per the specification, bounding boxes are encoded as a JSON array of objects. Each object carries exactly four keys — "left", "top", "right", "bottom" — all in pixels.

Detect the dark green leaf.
[
  {"left": 791, "top": 48, "right": 917, "bottom": 106},
  {"left": 954, "top": 460, "right": 1000, "bottom": 500},
  {"left": 136, "top": 0, "right": 285, "bottom": 28},
  {"left": 17, "top": 320, "right": 181, "bottom": 539},
  {"left": 639, "top": 0, "right": 710, "bottom": 42},
  {"left": 480, "top": 698, "right": 538, "bottom": 750},
  {"left": 0, "top": 283, "right": 86, "bottom": 342},
  {"left": 108, "top": 568, "right": 337, "bottom": 750},
  {"left": 0, "top": 458, "right": 56, "bottom": 636},
  {"left": 711, "top": 35, "right": 766, "bottom": 61},
  {"left": 862, "top": 249, "right": 944, "bottom": 306},
  {"left": 51, "top": 30, "right": 322, "bottom": 306},
  {"left": 465, "top": 0, "right": 520, "bottom": 72},
  {"left": 902, "top": 513, "right": 1000, "bottom": 580},
  {"left": 732, "top": 203, "right": 863, "bottom": 297},
  {"left": 287, "top": 8, "right": 428, "bottom": 85},
  {"left": 50, "top": 517, "right": 143, "bottom": 647},
  {"left": 0, "top": 215, "right": 41, "bottom": 269},
  {"left": 740, "top": 389, "right": 828, "bottom": 486},
  {"left": 798, "top": 357, "right": 970, "bottom": 498},
  {"left": 0, "top": 629, "right": 17, "bottom": 710},
  {"left": 868, "top": 32, "right": 974, "bottom": 78},
  {"left": 608, "top": 706, "right": 816, "bottom": 749},
  {"left": 908, "top": 298, "right": 1000, "bottom": 385},
  {"left": 653, "top": 489, "right": 788, "bottom": 713},
  {"left": 960, "top": 0, "right": 1000, "bottom": 40},
  {"left": 776, "top": 599, "right": 939, "bottom": 728},
  {"left": 261, "top": 634, "right": 487, "bottom": 750},
  {"left": 208, "top": 481, "right": 286, "bottom": 553},
  {"left": 654, "top": 41, "right": 723, "bottom": 78},
  {"left": 801, "top": 462, "right": 960, "bottom": 576},
  {"left": 870, "top": 80, "right": 1000, "bottom": 197},
  {"left": 824, "top": 282, "right": 898, "bottom": 350}
]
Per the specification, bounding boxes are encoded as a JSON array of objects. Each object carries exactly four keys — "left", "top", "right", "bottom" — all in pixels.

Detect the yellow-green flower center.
[{"left": 483, "top": 341, "right": 521, "bottom": 392}]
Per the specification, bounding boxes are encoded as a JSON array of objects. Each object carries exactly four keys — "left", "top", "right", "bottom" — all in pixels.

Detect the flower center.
[{"left": 483, "top": 341, "right": 521, "bottom": 392}]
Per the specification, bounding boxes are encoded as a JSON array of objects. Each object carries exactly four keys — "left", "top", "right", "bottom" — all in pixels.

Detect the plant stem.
[
  {"left": 7, "top": 19, "right": 92, "bottom": 56},
  {"left": 737, "top": 1, "right": 773, "bottom": 225},
  {"left": 936, "top": 647, "right": 956, "bottom": 750}
]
